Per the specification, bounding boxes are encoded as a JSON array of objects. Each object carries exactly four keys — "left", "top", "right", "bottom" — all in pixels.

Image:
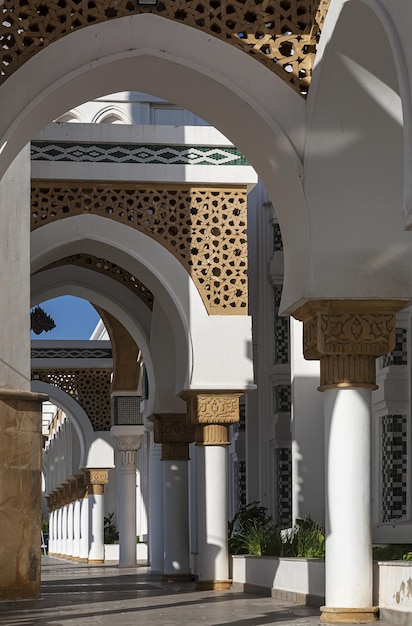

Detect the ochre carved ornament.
[
  {"left": 83, "top": 468, "right": 109, "bottom": 495},
  {"left": 183, "top": 392, "right": 242, "bottom": 445},
  {"left": 293, "top": 300, "right": 406, "bottom": 390},
  {"left": 151, "top": 414, "right": 194, "bottom": 444}
]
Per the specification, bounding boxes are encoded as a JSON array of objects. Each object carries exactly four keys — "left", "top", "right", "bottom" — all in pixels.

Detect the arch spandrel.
[
  {"left": 31, "top": 181, "right": 248, "bottom": 315},
  {"left": 1, "top": 0, "right": 330, "bottom": 96}
]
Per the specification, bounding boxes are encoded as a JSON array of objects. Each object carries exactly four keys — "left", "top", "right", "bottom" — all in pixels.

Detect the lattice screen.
[
  {"left": 42, "top": 253, "right": 154, "bottom": 310},
  {"left": 31, "top": 183, "right": 248, "bottom": 315},
  {"left": 33, "top": 369, "right": 112, "bottom": 431},
  {"left": 1, "top": 1, "right": 331, "bottom": 96}
]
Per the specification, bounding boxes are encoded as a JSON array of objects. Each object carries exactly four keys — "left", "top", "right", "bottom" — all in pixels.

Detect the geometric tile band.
[
  {"left": 273, "top": 384, "right": 291, "bottom": 413},
  {"left": 31, "top": 347, "right": 112, "bottom": 359},
  {"left": 273, "top": 222, "right": 283, "bottom": 253},
  {"left": 381, "top": 414, "right": 408, "bottom": 523},
  {"left": 40, "top": 253, "right": 155, "bottom": 311},
  {"left": 1, "top": 1, "right": 331, "bottom": 97},
  {"left": 380, "top": 327, "right": 408, "bottom": 368},
  {"left": 31, "top": 142, "right": 250, "bottom": 166},
  {"left": 32, "top": 368, "right": 112, "bottom": 431},
  {"left": 273, "top": 284, "right": 289, "bottom": 364},
  {"left": 277, "top": 447, "right": 292, "bottom": 528},
  {"left": 31, "top": 183, "right": 248, "bottom": 315}
]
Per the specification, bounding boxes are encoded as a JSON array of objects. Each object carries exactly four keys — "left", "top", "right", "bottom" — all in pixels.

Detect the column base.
[
  {"left": 88, "top": 559, "right": 105, "bottom": 565},
  {"left": 320, "top": 606, "right": 379, "bottom": 623},
  {"left": 162, "top": 573, "right": 193, "bottom": 583},
  {"left": 196, "top": 580, "right": 231, "bottom": 591},
  {"left": 78, "top": 558, "right": 88, "bottom": 562}
]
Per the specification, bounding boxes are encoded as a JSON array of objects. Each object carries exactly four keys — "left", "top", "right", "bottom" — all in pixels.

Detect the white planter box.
[
  {"left": 376, "top": 561, "right": 412, "bottom": 626},
  {"left": 232, "top": 556, "right": 412, "bottom": 624},
  {"left": 231, "top": 555, "right": 325, "bottom": 606},
  {"left": 104, "top": 543, "right": 148, "bottom": 563}
]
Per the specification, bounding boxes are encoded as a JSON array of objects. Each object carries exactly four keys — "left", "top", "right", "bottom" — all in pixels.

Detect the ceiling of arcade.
[
  {"left": 31, "top": 181, "right": 248, "bottom": 315},
  {"left": 1, "top": 0, "right": 330, "bottom": 96}
]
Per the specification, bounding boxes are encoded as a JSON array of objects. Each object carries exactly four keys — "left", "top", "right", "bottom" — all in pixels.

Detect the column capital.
[
  {"left": 111, "top": 425, "right": 145, "bottom": 465},
  {"left": 82, "top": 468, "right": 110, "bottom": 495},
  {"left": 182, "top": 391, "right": 242, "bottom": 445},
  {"left": 292, "top": 299, "right": 406, "bottom": 390},
  {"left": 150, "top": 414, "right": 193, "bottom": 461},
  {"left": 111, "top": 426, "right": 144, "bottom": 450}
]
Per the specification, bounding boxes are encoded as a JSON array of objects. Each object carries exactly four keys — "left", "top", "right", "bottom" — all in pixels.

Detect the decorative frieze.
[
  {"left": 0, "top": 1, "right": 331, "bottom": 96},
  {"left": 293, "top": 300, "right": 406, "bottom": 390},
  {"left": 31, "top": 142, "right": 249, "bottom": 166},
  {"left": 186, "top": 393, "right": 241, "bottom": 425}
]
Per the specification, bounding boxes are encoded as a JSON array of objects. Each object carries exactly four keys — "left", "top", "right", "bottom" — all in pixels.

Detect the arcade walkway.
[{"left": 0, "top": 557, "right": 393, "bottom": 626}]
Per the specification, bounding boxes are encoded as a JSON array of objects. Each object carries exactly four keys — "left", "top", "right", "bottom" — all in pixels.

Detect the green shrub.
[
  {"left": 373, "top": 544, "right": 412, "bottom": 561},
  {"left": 285, "top": 517, "right": 325, "bottom": 558},
  {"left": 104, "top": 512, "right": 119, "bottom": 544},
  {"left": 228, "top": 502, "right": 273, "bottom": 555},
  {"left": 228, "top": 504, "right": 325, "bottom": 558}
]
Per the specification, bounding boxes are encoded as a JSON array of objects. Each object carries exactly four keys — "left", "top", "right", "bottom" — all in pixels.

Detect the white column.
[
  {"left": 61, "top": 502, "right": 68, "bottom": 557},
  {"left": 197, "top": 445, "right": 229, "bottom": 587},
  {"left": 163, "top": 460, "right": 191, "bottom": 578},
  {"left": 324, "top": 387, "right": 372, "bottom": 608},
  {"left": 67, "top": 500, "right": 74, "bottom": 558},
  {"left": 118, "top": 456, "right": 138, "bottom": 567},
  {"left": 56, "top": 506, "right": 62, "bottom": 556},
  {"left": 88, "top": 494, "right": 105, "bottom": 563},
  {"left": 149, "top": 440, "right": 164, "bottom": 573},
  {"left": 73, "top": 497, "right": 81, "bottom": 560},
  {"left": 111, "top": 426, "right": 145, "bottom": 568},
  {"left": 85, "top": 469, "right": 109, "bottom": 564},
  {"left": 48, "top": 509, "right": 55, "bottom": 555},
  {"left": 79, "top": 495, "right": 89, "bottom": 562}
]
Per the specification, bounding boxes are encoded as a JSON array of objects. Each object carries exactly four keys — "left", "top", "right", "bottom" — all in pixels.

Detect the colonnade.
[
  {"left": 47, "top": 469, "right": 109, "bottom": 563},
  {"left": 150, "top": 392, "right": 242, "bottom": 589}
]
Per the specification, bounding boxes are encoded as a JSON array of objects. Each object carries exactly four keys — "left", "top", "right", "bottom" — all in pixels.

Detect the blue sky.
[{"left": 31, "top": 296, "right": 101, "bottom": 340}]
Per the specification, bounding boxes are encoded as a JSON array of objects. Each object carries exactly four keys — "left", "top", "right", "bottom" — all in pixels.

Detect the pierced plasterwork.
[
  {"left": 1, "top": 1, "right": 331, "bottom": 96},
  {"left": 42, "top": 254, "right": 154, "bottom": 310},
  {"left": 31, "top": 183, "right": 248, "bottom": 315},
  {"left": 32, "top": 368, "right": 112, "bottom": 431}
]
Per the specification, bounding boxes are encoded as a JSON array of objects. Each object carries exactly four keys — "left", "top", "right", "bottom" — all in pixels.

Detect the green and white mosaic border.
[{"left": 31, "top": 142, "right": 250, "bottom": 166}]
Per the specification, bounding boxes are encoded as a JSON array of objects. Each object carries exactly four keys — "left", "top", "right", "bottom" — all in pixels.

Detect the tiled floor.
[{"left": 0, "top": 557, "right": 394, "bottom": 626}]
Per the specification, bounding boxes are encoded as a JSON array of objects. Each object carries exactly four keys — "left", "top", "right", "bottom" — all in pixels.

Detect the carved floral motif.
[
  {"left": 294, "top": 300, "right": 405, "bottom": 389},
  {"left": 187, "top": 393, "right": 241, "bottom": 425}
]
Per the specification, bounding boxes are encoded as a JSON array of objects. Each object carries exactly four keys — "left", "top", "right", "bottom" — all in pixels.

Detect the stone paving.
[{"left": 0, "top": 557, "right": 394, "bottom": 626}]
